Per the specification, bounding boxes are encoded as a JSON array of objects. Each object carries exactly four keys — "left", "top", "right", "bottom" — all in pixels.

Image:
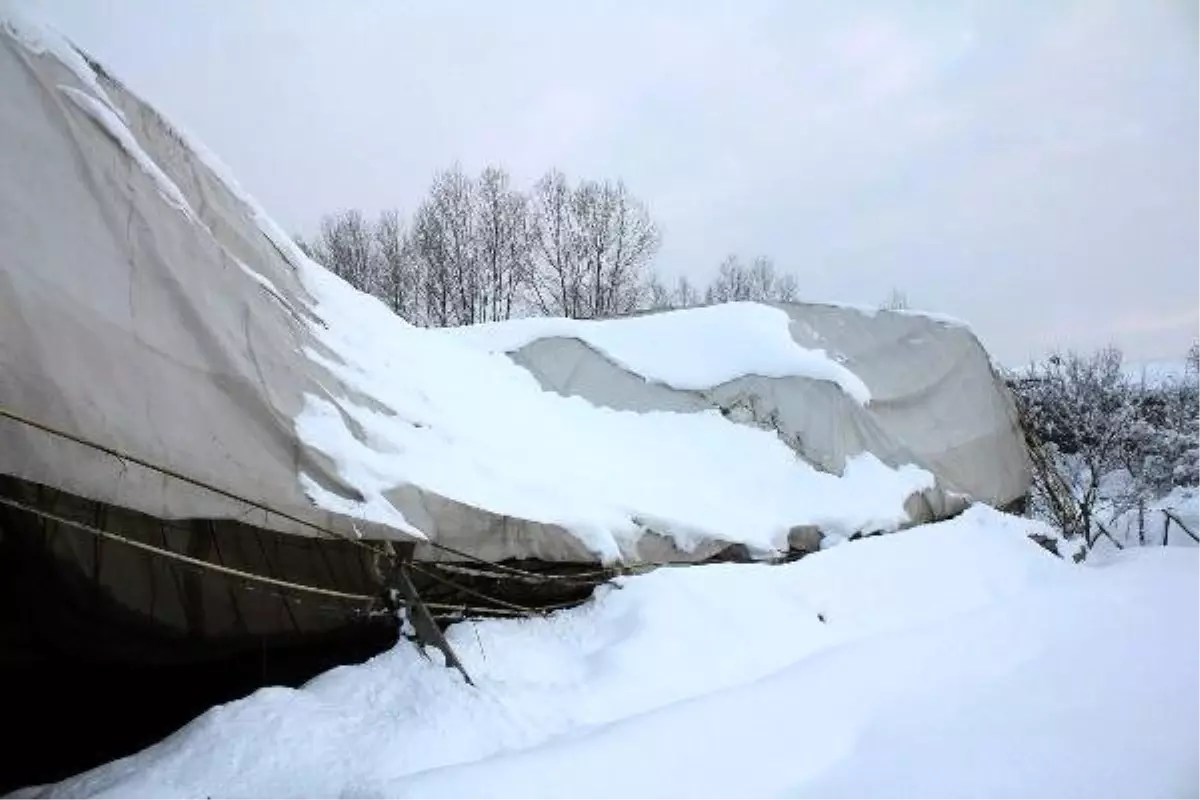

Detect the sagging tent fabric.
[
  {"left": 0, "top": 17, "right": 954, "bottom": 573},
  {"left": 0, "top": 17, "right": 727, "bottom": 648},
  {"left": 0, "top": 19, "right": 612, "bottom": 568},
  {"left": 0, "top": 21, "right": 408, "bottom": 658},
  {"left": 505, "top": 304, "right": 1032, "bottom": 515},
  {"left": 0, "top": 26, "right": 391, "bottom": 545}
]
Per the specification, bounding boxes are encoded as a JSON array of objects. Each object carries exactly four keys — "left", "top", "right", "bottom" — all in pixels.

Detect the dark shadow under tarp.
[
  {"left": 0, "top": 476, "right": 398, "bottom": 792},
  {"left": 0, "top": 620, "right": 396, "bottom": 793},
  {"left": 0, "top": 475, "right": 602, "bottom": 793}
]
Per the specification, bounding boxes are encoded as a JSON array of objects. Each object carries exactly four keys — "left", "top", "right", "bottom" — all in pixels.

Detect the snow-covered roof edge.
[
  {"left": 798, "top": 299, "right": 970, "bottom": 329},
  {"left": 0, "top": 1, "right": 121, "bottom": 116}
]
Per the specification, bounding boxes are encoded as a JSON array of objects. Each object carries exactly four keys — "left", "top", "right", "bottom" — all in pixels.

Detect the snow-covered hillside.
[{"left": 32, "top": 506, "right": 1198, "bottom": 799}]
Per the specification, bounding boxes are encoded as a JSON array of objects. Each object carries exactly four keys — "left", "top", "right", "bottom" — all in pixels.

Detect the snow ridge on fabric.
[{"left": 446, "top": 302, "right": 873, "bottom": 403}]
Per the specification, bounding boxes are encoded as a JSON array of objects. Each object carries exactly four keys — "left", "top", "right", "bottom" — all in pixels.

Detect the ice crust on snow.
[
  {"left": 35, "top": 506, "right": 1199, "bottom": 798},
  {"left": 445, "top": 302, "right": 873, "bottom": 404}
]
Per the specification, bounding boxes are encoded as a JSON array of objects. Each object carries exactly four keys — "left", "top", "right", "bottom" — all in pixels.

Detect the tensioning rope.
[
  {"left": 409, "top": 561, "right": 553, "bottom": 616},
  {"left": 0, "top": 493, "right": 556, "bottom": 620},
  {"left": 0, "top": 406, "right": 390, "bottom": 559},
  {"left": 0, "top": 493, "right": 375, "bottom": 604},
  {"left": 0, "top": 405, "right": 623, "bottom": 585}
]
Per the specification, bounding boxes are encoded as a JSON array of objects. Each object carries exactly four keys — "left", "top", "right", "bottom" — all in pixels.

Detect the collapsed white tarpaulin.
[{"left": 0, "top": 9, "right": 1028, "bottom": 567}]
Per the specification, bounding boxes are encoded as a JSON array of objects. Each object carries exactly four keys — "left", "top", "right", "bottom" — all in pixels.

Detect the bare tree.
[
  {"left": 440, "top": 166, "right": 480, "bottom": 324},
  {"left": 475, "top": 166, "right": 530, "bottom": 322},
  {"left": 374, "top": 208, "right": 421, "bottom": 323},
  {"left": 746, "top": 256, "right": 778, "bottom": 300},
  {"left": 643, "top": 275, "right": 672, "bottom": 311},
  {"left": 406, "top": 165, "right": 535, "bottom": 326},
  {"left": 411, "top": 196, "right": 453, "bottom": 326},
  {"left": 775, "top": 271, "right": 798, "bottom": 302},
  {"left": 673, "top": 275, "right": 700, "bottom": 308},
  {"left": 590, "top": 180, "right": 660, "bottom": 317},
  {"left": 301, "top": 165, "right": 663, "bottom": 325},
  {"left": 501, "top": 192, "right": 534, "bottom": 319},
  {"left": 315, "top": 209, "right": 377, "bottom": 294},
  {"left": 881, "top": 288, "right": 909, "bottom": 311},
  {"left": 705, "top": 255, "right": 752, "bottom": 302},
  {"left": 528, "top": 169, "right": 582, "bottom": 318},
  {"left": 409, "top": 166, "right": 480, "bottom": 326},
  {"left": 703, "top": 254, "right": 797, "bottom": 304},
  {"left": 528, "top": 172, "right": 660, "bottom": 319}
]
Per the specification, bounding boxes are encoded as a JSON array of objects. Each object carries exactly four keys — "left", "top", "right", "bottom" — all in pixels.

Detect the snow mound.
[
  {"left": 444, "top": 302, "right": 873, "bottom": 404},
  {"left": 36, "top": 506, "right": 1199, "bottom": 798}
]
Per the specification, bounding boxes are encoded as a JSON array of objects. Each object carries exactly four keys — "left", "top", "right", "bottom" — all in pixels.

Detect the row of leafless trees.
[
  {"left": 296, "top": 165, "right": 800, "bottom": 326},
  {"left": 641, "top": 255, "right": 799, "bottom": 311}
]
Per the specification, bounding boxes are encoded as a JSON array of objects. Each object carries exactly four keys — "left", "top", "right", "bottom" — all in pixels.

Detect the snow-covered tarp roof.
[
  {"left": 0, "top": 6, "right": 1024, "bottom": 565},
  {"left": 448, "top": 299, "right": 1032, "bottom": 513},
  {"left": 445, "top": 303, "right": 873, "bottom": 403}
]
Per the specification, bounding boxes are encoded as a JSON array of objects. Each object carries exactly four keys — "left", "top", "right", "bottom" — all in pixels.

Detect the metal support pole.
[{"left": 383, "top": 543, "right": 473, "bottom": 686}]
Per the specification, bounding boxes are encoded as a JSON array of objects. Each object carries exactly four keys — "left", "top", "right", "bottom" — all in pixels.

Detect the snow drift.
[{"left": 28, "top": 506, "right": 1199, "bottom": 798}]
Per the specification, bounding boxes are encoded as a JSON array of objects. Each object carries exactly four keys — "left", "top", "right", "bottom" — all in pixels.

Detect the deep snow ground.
[{"left": 31, "top": 506, "right": 1198, "bottom": 799}]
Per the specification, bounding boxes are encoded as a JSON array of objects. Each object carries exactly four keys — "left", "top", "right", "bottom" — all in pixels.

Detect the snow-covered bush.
[{"left": 1007, "top": 344, "right": 1199, "bottom": 556}]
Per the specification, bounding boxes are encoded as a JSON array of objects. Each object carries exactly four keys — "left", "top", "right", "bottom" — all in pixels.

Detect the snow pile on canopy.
[
  {"left": 0, "top": 5, "right": 940, "bottom": 566},
  {"left": 32, "top": 506, "right": 1198, "bottom": 798},
  {"left": 466, "top": 300, "right": 1032, "bottom": 513},
  {"left": 446, "top": 303, "right": 872, "bottom": 403},
  {"left": 295, "top": 265, "right": 934, "bottom": 562}
]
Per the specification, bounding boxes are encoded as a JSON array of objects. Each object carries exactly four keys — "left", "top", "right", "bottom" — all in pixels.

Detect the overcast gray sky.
[{"left": 35, "top": 0, "right": 1198, "bottom": 365}]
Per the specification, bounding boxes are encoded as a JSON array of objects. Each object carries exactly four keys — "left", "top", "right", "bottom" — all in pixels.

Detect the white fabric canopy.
[{"left": 0, "top": 18, "right": 1029, "bottom": 567}]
